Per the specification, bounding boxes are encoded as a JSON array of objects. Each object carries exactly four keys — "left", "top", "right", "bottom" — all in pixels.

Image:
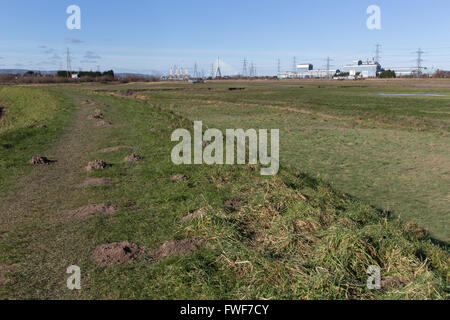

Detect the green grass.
[
  {"left": 121, "top": 80, "right": 450, "bottom": 242},
  {"left": 0, "top": 83, "right": 448, "bottom": 300},
  {"left": 0, "top": 86, "right": 74, "bottom": 188}
]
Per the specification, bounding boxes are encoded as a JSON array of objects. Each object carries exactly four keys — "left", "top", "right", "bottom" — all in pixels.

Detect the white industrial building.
[
  {"left": 278, "top": 64, "right": 336, "bottom": 79},
  {"left": 388, "top": 67, "right": 424, "bottom": 77},
  {"left": 341, "top": 60, "right": 381, "bottom": 78}
]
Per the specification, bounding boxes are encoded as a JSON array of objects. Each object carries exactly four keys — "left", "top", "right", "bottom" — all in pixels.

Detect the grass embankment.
[
  {"left": 0, "top": 86, "right": 74, "bottom": 188},
  {"left": 0, "top": 86, "right": 447, "bottom": 299},
  {"left": 113, "top": 81, "right": 450, "bottom": 242}
]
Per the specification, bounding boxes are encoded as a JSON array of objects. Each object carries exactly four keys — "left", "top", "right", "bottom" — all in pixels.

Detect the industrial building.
[
  {"left": 278, "top": 59, "right": 385, "bottom": 79},
  {"left": 340, "top": 60, "right": 381, "bottom": 78},
  {"left": 278, "top": 63, "right": 336, "bottom": 79},
  {"left": 388, "top": 67, "right": 424, "bottom": 77}
]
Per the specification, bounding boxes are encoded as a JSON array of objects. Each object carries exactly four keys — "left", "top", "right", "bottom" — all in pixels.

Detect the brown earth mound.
[
  {"left": 85, "top": 160, "right": 111, "bottom": 172},
  {"left": 224, "top": 199, "right": 244, "bottom": 213},
  {"left": 33, "top": 124, "right": 47, "bottom": 129},
  {"left": 87, "top": 114, "right": 104, "bottom": 120},
  {"left": 28, "top": 156, "right": 55, "bottom": 165},
  {"left": 93, "top": 108, "right": 103, "bottom": 115},
  {"left": 100, "top": 146, "right": 134, "bottom": 153},
  {"left": 151, "top": 238, "right": 208, "bottom": 259},
  {"left": 81, "top": 99, "right": 95, "bottom": 105},
  {"left": 91, "top": 241, "right": 142, "bottom": 267},
  {"left": 94, "top": 120, "right": 113, "bottom": 127},
  {"left": 75, "top": 178, "right": 115, "bottom": 187},
  {"left": 182, "top": 208, "right": 207, "bottom": 222},
  {"left": 171, "top": 174, "right": 188, "bottom": 182},
  {"left": 381, "top": 278, "right": 407, "bottom": 290},
  {"left": 124, "top": 153, "right": 143, "bottom": 162},
  {"left": 65, "top": 204, "right": 116, "bottom": 220}
]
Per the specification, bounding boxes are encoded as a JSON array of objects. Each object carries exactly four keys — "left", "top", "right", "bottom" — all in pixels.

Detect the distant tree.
[
  {"left": 378, "top": 70, "right": 396, "bottom": 78},
  {"left": 432, "top": 70, "right": 450, "bottom": 78},
  {"left": 57, "top": 71, "right": 72, "bottom": 77},
  {"left": 102, "top": 70, "right": 114, "bottom": 77}
]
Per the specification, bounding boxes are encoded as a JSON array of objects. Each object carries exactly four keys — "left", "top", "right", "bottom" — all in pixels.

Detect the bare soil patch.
[
  {"left": 33, "top": 124, "right": 47, "bottom": 129},
  {"left": 100, "top": 146, "right": 134, "bottom": 153},
  {"left": 124, "top": 153, "right": 143, "bottom": 162},
  {"left": 87, "top": 114, "right": 104, "bottom": 120},
  {"left": 182, "top": 208, "right": 207, "bottom": 222},
  {"left": 75, "top": 177, "right": 115, "bottom": 187},
  {"left": 171, "top": 174, "right": 188, "bottom": 182},
  {"left": 81, "top": 99, "right": 95, "bottom": 105},
  {"left": 381, "top": 278, "right": 407, "bottom": 290},
  {"left": 151, "top": 238, "right": 208, "bottom": 259},
  {"left": 224, "top": 199, "right": 245, "bottom": 213},
  {"left": 65, "top": 204, "right": 116, "bottom": 220},
  {"left": 94, "top": 120, "right": 113, "bottom": 127},
  {"left": 91, "top": 241, "right": 142, "bottom": 267},
  {"left": 28, "top": 156, "right": 55, "bottom": 165},
  {"left": 85, "top": 160, "right": 111, "bottom": 172}
]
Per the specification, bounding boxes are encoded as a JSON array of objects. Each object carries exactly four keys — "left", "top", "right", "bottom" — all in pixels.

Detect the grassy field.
[
  {"left": 116, "top": 79, "right": 449, "bottom": 242},
  {"left": 0, "top": 81, "right": 448, "bottom": 300}
]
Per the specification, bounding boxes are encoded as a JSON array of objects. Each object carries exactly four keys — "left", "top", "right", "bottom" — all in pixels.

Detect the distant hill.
[
  {"left": 0, "top": 69, "right": 57, "bottom": 75},
  {"left": 0, "top": 69, "right": 161, "bottom": 77},
  {"left": 115, "top": 72, "right": 162, "bottom": 78}
]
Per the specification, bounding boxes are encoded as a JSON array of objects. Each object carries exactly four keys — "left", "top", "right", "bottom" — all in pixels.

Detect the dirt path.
[{"left": 0, "top": 89, "right": 113, "bottom": 298}]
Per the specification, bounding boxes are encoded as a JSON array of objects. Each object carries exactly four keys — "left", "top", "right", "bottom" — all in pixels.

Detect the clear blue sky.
[{"left": 1, "top": 0, "right": 449, "bottom": 75}]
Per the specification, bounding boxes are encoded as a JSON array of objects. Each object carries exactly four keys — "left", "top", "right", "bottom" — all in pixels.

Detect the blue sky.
[{"left": 1, "top": 0, "right": 449, "bottom": 75}]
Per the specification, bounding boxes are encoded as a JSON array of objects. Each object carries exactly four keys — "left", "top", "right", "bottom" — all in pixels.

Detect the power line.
[
  {"left": 325, "top": 56, "right": 333, "bottom": 79},
  {"left": 375, "top": 43, "right": 382, "bottom": 63},
  {"left": 242, "top": 58, "right": 248, "bottom": 77},
  {"left": 66, "top": 47, "right": 72, "bottom": 78},
  {"left": 214, "top": 57, "right": 222, "bottom": 78},
  {"left": 414, "top": 47, "right": 425, "bottom": 76},
  {"left": 193, "top": 62, "right": 198, "bottom": 78}
]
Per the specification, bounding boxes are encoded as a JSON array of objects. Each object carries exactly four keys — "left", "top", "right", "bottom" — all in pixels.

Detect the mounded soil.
[
  {"left": 182, "top": 208, "right": 207, "bottom": 222},
  {"left": 171, "top": 174, "right": 188, "bottom": 182},
  {"left": 87, "top": 114, "right": 104, "bottom": 120},
  {"left": 28, "top": 156, "right": 55, "bottom": 165},
  {"left": 85, "top": 160, "right": 111, "bottom": 172},
  {"left": 94, "top": 120, "right": 113, "bottom": 127},
  {"left": 224, "top": 199, "right": 244, "bottom": 213},
  {"left": 91, "top": 241, "right": 142, "bottom": 267},
  {"left": 124, "top": 153, "right": 143, "bottom": 162}
]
